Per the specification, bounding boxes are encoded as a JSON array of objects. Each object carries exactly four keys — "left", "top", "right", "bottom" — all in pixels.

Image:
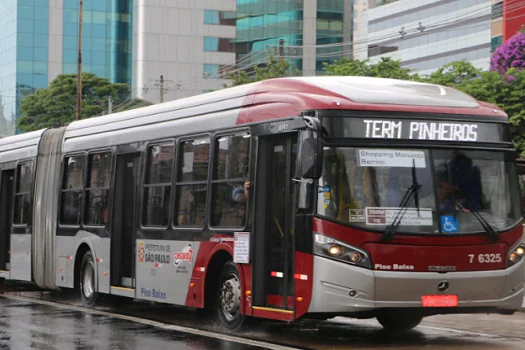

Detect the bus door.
[
  {"left": 0, "top": 169, "right": 14, "bottom": 272},
  {"left": 111, "top": 151, "right": 140, "bottom": 290},
  {"left": 252, "top": 133, "right": 297, "bottom": 316}
]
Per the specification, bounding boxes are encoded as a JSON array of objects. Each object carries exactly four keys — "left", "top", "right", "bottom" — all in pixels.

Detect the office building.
[
  {"left": 354, "top": 0, "right": 493, "bottom": 76},
  {"left": 0, "top": 0, "right": 133, "bottom": 137},
  {"left": 502, "top": 0, "right": 525, "bottom": 41},
  {"left": 234, "top": 0, "right": 353, "bottom": 76}
]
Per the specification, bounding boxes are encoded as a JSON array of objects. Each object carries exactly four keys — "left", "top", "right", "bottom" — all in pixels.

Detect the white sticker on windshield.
[
  {"left": 365, "top": 207, "right": 433, "bottom": 226},
  {"left": 358, "top": 149, "right": 426, "bottom": 168},
  {"left": 349, "top": 209, "right": 365, "bottom": 222}
]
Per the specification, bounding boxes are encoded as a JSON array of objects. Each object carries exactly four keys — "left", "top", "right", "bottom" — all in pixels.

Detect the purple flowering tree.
[{"left": 490, "top": 30, "right": 525, "bottom": 76}]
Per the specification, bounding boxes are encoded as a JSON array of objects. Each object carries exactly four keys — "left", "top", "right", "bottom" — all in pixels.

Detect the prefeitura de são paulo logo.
[{"left": 174, "top": 244, "right": 193, "bottom": 266}]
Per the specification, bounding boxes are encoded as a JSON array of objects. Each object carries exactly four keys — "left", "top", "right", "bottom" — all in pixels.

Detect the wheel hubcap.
[
  {"left": 82, "top": 262, "right": 95, "bottom": 299},
  {"left": 220, "top": 274, "right": 241, "bottom": 322}
]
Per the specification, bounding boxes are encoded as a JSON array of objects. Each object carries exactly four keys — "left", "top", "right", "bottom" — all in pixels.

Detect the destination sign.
[{"left": 322, "top": 117, "right": 511, "bottom": 144}]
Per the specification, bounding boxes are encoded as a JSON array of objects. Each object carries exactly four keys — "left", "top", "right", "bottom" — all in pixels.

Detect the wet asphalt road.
[
  {"left": 1, "top": 291, "right": 525, "bottom": 349},
  {"left": 0, "top": 297, "right": 267, "bottom": 350}
]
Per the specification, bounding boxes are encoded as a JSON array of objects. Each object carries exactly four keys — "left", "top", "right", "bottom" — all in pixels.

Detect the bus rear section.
[{"left": 302, "top": 113, "right": 524, "bottom": 330}]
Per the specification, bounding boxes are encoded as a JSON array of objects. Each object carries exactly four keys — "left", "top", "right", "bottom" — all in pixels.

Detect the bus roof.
[
  {"left": 64, "top": 76, "right": 505, "bottom": 134},
  {"left": 0, "top": 76, "right": 508, "bottom": 153}
]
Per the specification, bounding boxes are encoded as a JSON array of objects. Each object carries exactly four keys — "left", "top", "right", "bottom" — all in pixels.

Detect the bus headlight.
[
  {"left": 507, "top": 241, "right": 525, "bottom": 267},
  {"left": 314, "top": 233, "right": 372, "bottom": 269}
]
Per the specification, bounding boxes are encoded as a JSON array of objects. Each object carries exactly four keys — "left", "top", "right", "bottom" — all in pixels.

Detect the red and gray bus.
[{"left": 0, "top": 76, "right": 523, "bottom": 331}]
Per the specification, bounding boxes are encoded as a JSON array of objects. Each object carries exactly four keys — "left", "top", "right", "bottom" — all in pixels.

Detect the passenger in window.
[
  {"left": 421, "top": 172, "right": 470, "bottom": 214},
  {"left": 232, "top": 180, "right": 251, "bottom": 204},
  {"left": 449, "top": 153, "right": 482, "bottom": 211}
]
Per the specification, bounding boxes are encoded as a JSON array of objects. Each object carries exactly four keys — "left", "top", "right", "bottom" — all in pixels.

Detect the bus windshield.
[{"left": 317, "top": 147, "right": 522, "bottom": 235}]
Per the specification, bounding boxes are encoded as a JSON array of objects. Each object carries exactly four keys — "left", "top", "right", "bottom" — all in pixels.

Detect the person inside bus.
[
  {"left": 420, "top": 171, "right": 472, "bottom": 214},
  {"left": 449, "top": 152, "right": 482, "bottom": 212},
  {"left": 232, "top": 180, "right": 251, "bottom": 204}
]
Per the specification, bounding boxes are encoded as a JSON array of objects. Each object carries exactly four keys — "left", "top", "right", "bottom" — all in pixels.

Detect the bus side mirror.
[{"left": 301, "top": 138, "right": 323, "bottom": 179}]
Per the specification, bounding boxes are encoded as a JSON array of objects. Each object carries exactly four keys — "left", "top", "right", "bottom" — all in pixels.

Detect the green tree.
[
  {"left": 323, "top": 57, "right": 420, "bottom": 80},
  {"left": 425, "top": 62, "right": 525, "bottom": 156},
  {"left": 17, "top": 73, "right": 151, "bottom": 132},
  {"left": 424, "top": 60, "right": 482, "bottom": 86},
  {"left": 225, "top": 54, "right": 301, "bottom": 87},
  {"left": 456, "top": 69, "right": 525, "bottom": 156}
]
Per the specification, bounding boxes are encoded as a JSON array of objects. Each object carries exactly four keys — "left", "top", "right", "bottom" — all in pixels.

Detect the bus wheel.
[
  {"left": 80, "top": 251, "right": 98, "bottom": 307},
  {"left": 216, "top": 262, "right": 244, "bottom": 331},
  {"left": 376, "top": 311, "right": 422, "bottom": 332}
]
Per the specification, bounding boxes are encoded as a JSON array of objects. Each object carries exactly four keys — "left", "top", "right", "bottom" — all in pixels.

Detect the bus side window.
[
  {"left": 210, "top": 133, "right": 250, "bottom": 228},
  {"left": 174, "top": 138, "right": 210, "bottom": 227},
  {"left": 85, "top": 152, "right": 112, "bottom": 226},
  {"left": 143, "top": 142, "right": 174, "bottom": 227},
  {"left": 60, "top": 155, "right": 86, "bottom": 226},
  {"left": 14, "top": 162, "right": 33, "bottom": 225}
]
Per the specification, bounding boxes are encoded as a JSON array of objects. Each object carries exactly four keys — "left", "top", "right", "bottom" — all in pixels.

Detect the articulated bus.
[{"left": 0, "top": 76, "right": 523, "bottom": 331}]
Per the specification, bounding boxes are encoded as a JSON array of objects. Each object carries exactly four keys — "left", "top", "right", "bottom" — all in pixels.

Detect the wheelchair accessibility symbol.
[{"left": 441, "top": 216, "right": 459, "bottom": 233}]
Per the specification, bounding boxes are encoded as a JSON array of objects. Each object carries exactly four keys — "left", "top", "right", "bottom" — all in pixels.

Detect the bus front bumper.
[{"left": 307, "top": 255, "right": 524, "bottom": 314}]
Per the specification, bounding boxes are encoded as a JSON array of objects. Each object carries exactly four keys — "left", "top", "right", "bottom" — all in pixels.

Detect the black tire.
[
  {"left": 376, "top": 311, "right": 422, "bottom": 332},
  {"left": 215, "top": 262, "right": 245, "bottom": 331},
  {"left": 79, "top": 251, "right": 98, "bottom": 307}
]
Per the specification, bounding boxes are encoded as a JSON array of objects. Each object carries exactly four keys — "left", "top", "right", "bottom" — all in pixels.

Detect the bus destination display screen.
[{"left": 322, "top": 117, "right": 511, "bottom": 144}]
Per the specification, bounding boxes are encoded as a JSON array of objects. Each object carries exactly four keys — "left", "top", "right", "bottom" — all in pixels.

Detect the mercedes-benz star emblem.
[{"left": 437, "top": 280, "right": 449, "bottom": 292}]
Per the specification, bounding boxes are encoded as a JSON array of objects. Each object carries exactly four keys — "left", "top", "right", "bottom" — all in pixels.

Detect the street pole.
[
  {"left": 160, "top": 75, "right": 164, "bottom": 103},
  {"left": 279, "top": 39, "right": 284, "bottom": 62},
  {"left": 108, "top": 97, "right": 113, "bottom": 114},
  {"left": 76, "top": 0, "right": 83, "bottom": 120}
]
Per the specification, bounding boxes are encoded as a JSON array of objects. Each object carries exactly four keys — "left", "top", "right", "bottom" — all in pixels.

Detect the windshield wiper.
[
  {"left": 382, "top": 160, "right": 421, "bottom": 242},
  {"left": 455, "top": 199, "right": 499, "bottom": 241}
]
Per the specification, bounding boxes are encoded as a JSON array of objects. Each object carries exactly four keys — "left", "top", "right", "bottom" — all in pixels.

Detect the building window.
[
  {"left": 204, "top": 37, "right": 235, "bottom": 52},
  {"left": 174, "top": 138, "right": 210, "bottom": 227},
  {"left": 204, "top": 10, "right": 236, "bottom": 26},
  {"left": 61, "top": 155, "right": 85, "bottom": 226},
  {"left": 210, "top": 133, "right": 250, "bottom": 228},
  {"left": 203, "top": 64, "right": 229, "bottom": 78},
  {"left": 491, "top": 1, "right": 503, "bottom": 20},
  {"left": 85, "top": 152, "right": 112, "bottom": 226},
  {"left": 368, "top": 44, "right": 399, "bottom": 57},
  {"left": 375, "top": 0, "right": 400, "bottom": 6},
  {"left": 143, "top": 142, "right": 174, "bottom": 227},
  {"left": 14, "top": 162, "right": 33, "bottom": 225},
  {"left": 491, "top": 35, "right": 503, "bottom": 52}
]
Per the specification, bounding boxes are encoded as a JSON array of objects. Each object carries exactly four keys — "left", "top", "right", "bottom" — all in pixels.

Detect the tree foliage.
[
  {"left": 447, "top": 68, "right": 525, "bottom": 155},
  {"left": 17, "top": 73, "right": 151, "bottom": 132},
  {"left": 323, "top": 57, "right": 419, "bottom": 80},
  {"left": 490, "top": 30, "right": 525, "bottom": 76},
  {"left": 423, "top": 60, "right": 482, "bottom": 86},
  {"left": 225, "top": 54, "right": 300, "bottom": 87}
]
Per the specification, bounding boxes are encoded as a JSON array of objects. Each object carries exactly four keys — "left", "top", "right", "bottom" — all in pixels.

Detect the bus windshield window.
[
  {"left": 317, "top": 147, "right": 522, "bottom": 235},
  {"left": 433, "top": 150, "right": 521, "bottom": 233}
]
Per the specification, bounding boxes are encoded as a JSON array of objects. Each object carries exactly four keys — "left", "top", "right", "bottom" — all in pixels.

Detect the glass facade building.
[
  {"left": 0, "top": 0, "right": 49, "bottom": 137},
  {"left": 316, "top": 0, "right": 346, "bottom": 72},
  {"left": 235, "top": 0, "right": 304, "bottom": 70},
  {"left": 234, "top": 0, "right": 350, "bottom": 75},
  {"left": 62, "top": 0, "right": 132, "bottom": 85},
  {"left": 0, "top": 0, "right": 132, "bottom": 137}
]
